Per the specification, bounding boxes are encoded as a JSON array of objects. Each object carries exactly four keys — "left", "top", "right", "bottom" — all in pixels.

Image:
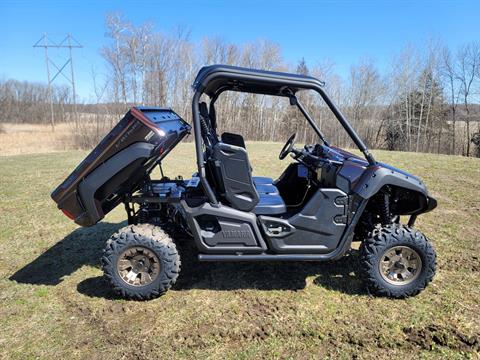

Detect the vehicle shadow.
[
  {"left": 173, "top": 242, "right": 367, "bottom": 295},
  {"left": 77, "top": 241, "right": 368, "bottom": 299},
  {"left": 9, "top": 221, "right": 125, "bottom": 286},
  {"left": 10, "top": 223, "right": 367, "bottom": 298}
]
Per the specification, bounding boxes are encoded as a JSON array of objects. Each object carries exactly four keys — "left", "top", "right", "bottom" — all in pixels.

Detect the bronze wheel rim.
[
  {"left": 379, "top": 246, "right": 422, "bottom": 285},
  {"left": 117, "top": 246, "right": 161, "bottom": 286}
]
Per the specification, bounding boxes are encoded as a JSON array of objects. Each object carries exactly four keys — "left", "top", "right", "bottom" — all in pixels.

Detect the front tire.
[
  {"left": 101, "top": 224, "right": 180, "bottom": 300},
  {"left": 359, "top": 224, "right": 436, "bottom": 298}
]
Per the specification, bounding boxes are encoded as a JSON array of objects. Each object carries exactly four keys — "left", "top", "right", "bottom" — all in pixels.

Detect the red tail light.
[{"left": 61, "top": 209, "right": 75, "bottom": 220}]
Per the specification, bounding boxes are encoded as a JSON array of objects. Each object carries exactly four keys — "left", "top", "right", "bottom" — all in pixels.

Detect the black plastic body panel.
[
  {"left": 198, "top": 197, "right": 369, "bottom": 262},
  {"left": 336, "top": 159, "right": 367, "bottom": 194},
  {"left": 51, "top": 107, "right": 190, "bottom": 227},
  {"left": 263, "top": 188, "right": 348, "bottom": 254},
  {"left": 181, "top": 201, "right": 267, "bottom": 254},
  {"left": 180, "top": 186, "right": 352, "bottom": 256}
]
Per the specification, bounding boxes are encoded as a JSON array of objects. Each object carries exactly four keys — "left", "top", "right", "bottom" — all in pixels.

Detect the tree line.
[{"left": 1, "top": 12, "right": 479, "bottom": 156}]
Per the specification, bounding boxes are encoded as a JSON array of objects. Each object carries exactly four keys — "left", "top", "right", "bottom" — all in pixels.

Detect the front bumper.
[{"left": 425, "top": 195, "right": 438, "bottom": 213}]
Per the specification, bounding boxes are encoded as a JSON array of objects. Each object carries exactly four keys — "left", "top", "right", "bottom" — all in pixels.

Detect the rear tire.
[
  {"left": 359, "top": 224, "right": 436, "bottom": 298},
  {"left": 101, "top": 224, "right": 180, "bottom": 300}
]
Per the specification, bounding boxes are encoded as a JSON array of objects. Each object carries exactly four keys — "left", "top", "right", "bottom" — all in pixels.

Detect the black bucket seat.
[{"left": 199, "top": 102, "right": 286, "bottom": 216}]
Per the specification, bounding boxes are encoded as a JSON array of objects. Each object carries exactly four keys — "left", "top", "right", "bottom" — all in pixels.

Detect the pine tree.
[
  {"left": 387, "top": 69, "right": 446, "bottom": 152},
  {"left": 296, "top": 58, "right": 309, "bottom": 76}
]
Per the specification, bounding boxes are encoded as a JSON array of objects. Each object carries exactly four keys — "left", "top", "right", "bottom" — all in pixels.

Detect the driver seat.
[
  {"left": 200, "top": 102, "right": 286, "bottom": 216},
  {"left": 209, "top": 142, "right": 286, "bottom": 216}
]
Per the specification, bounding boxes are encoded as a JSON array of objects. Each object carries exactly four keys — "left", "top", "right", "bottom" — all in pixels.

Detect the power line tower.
[{"left": 33, "top": 33, "right": 83, "bottom": 130}]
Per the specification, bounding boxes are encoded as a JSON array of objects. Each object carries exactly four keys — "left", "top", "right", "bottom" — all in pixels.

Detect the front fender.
[
  {"left": 354, "top": 165, "right": 437, "bottom": 215},
  {"left": 354, "top": 165, "right": 427, "bottom": 199}
]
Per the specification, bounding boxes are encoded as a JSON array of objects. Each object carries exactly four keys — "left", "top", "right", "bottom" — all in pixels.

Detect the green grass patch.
[{"left": 0, "top": 143, "right": 479, "bottom": 359}]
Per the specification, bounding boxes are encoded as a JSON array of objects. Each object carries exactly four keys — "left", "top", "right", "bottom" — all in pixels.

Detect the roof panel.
[{"left": 192, "top": 64, "right": 325, "bottom": 97}]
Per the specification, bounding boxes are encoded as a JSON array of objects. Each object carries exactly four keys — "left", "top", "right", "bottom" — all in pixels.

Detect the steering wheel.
[{"left": 279, "top": 133, "right": 297, "bottom": 160}]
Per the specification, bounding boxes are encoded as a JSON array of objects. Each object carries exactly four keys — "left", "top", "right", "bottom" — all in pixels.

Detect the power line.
[{"left": 33, "top": 33, "right": 83, "bottom": 130}]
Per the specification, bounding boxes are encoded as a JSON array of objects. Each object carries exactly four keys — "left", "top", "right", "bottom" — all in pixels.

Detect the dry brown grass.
[
  {"left": 0, "top": 116, "right": 132, "bottom": 156},
  {"left": 0, "top": 123, "right": 76, "bottom": 156}
]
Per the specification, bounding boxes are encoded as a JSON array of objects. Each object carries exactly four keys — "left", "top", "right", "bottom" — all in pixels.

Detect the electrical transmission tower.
[{"left": 33, "top": 33, "right": 83, "bottom": 130}]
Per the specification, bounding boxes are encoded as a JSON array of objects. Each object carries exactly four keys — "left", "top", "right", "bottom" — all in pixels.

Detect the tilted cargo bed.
[{"left": 51, "top": 107, "right": 191, "bottom": 227}]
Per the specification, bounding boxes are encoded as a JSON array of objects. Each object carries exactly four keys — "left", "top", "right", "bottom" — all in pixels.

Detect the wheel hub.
[
  {"left": 379, "top": 246, "right": 422, "bottom": 285},
  {"left": 117, "top": 246, "right": 161, "bottom": 286}
]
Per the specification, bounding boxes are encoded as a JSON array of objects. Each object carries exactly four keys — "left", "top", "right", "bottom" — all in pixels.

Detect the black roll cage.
[{"left": 191, "top": 65, "right": 376, "bottom": 205}]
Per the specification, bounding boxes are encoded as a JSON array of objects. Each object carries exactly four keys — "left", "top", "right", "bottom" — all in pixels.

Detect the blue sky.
[{"left": 1, "top": 0, "right": 478, "bottom": 101}]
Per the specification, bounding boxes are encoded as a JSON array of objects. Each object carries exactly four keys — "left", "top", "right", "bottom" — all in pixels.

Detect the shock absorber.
[
  {"left": 199, "top": 116, "right": 212, "bottom": 147},
  {"left": 137, "top": 205, "right": 149, "bottom": 224},
  {"left": 379, "top": 192, "right": 391, "bottom": 225},
  {"left": 370, "top": 190, "right": 391, "bottom": 225}
]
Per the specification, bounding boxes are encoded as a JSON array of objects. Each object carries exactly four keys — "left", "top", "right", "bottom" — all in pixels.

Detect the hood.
[
  {"left": 377, "top": 162, "right": 421, "bottom": 182},
  {"left": 332, "top": 146, "right": 421, "bottom": 181}
]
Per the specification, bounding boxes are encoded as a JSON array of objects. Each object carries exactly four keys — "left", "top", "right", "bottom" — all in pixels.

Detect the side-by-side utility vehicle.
[{"left": 52, "top": 65, "right": 437, "bottom": 300}]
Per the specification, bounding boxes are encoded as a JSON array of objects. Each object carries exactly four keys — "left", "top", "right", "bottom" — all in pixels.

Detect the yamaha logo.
[{"left": 221, "top": 230, "right": 250, "bottom": 239}]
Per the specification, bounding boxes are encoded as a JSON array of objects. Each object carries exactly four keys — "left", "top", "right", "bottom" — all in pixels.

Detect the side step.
[{"left": 198, "top": 253, "right": 334, "bottom": 262}]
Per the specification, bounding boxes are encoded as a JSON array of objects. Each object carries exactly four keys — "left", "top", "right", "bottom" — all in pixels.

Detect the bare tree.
[
  {"left": 345, "top": 59, "right": 385, "bottom": 148},
  {"left": 456, "top": 42, "right": 479, "bottom": 156},
  {"left": 102, "top": 13, "right": 130, "bottom": 107},
  {"left": 441, "top": 47, "right": 461, "bottom": 154}
]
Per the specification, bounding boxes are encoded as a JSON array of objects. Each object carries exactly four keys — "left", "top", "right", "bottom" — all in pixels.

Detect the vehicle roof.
[{"left": 192, "top": 64, "right": 325, "bottom": 97}]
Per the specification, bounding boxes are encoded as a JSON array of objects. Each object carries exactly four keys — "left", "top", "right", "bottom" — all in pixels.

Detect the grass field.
[{"left": 0, "top": 142, "right": 479, "bottom": 359}]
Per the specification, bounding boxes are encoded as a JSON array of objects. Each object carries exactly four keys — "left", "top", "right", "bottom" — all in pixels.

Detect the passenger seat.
[
  {"left": 253, "top": 176, "right": 274, "bottom": 185},
  {"left": 252, "top": 177, "right": 285, "bottom": 215},
  {"left": 253, "top": 192, "right": 287, "bottom": 216}
]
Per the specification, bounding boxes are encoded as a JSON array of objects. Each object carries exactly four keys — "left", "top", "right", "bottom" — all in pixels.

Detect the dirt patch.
[
  {"left": 170, "top": 294, "right": 298, "bottom": 349},
  {"left": 471, "top": 256, "right": 480, "bottom": 272},
  {"left": 61, "top": 295, "right": 124, "bottom": 347},
  {"left": 443, "top": 253, "right": 480, "bottom": 272},
  {"left": 403, "top": 324, "right": 480, "bottom": 352}
]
